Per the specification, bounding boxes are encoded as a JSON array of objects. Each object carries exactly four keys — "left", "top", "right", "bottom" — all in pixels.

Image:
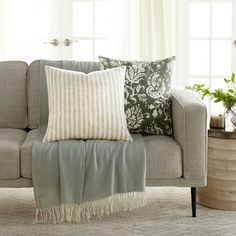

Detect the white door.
[
  {"left": 1, "top": 0, "right": 61, "bottom": 62},
  {"left": 1, "top": 0, "right": 117, "bottom": 62},
  {"left": 60, "top": 0, "right": 115, "bottom": 61}
]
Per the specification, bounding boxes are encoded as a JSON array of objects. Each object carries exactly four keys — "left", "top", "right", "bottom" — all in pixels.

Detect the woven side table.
[{"left": 197, "top": 127, "right": 236, "bottom": 210}]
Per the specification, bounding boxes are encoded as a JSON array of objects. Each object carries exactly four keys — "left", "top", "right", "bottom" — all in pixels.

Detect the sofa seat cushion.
[
  {"left": 21, "top": 130, "right": 182, "bottom": 180},
  {"left": 0, "top": 128, "right": 26, "bottom": 179},
  {"left": 143, "top": 135, "right": 182, "bottom": 179},
  {"left": 20, "top": 129, "right": 39, "bottom": 178}
]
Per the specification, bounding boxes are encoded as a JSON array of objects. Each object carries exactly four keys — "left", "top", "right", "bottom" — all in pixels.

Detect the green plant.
[{"left": 192, "top": 73, "right": 236, "bottom": 115}]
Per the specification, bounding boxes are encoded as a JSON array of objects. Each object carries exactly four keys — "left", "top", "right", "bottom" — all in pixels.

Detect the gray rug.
[{"left": 0, "top": 187, "right": 236, "bottom": 236}]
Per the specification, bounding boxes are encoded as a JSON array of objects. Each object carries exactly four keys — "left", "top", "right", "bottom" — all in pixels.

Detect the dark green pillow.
[{"left": 99, "top": 56, "right": 175, "bottom": 136}]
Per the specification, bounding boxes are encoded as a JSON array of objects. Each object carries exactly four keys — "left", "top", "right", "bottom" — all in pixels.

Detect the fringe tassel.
[{"left": 36, "top": 192, "right": 147, "bottom": 224}]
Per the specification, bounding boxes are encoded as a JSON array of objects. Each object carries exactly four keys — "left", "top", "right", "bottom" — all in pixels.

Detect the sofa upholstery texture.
[
  {"left": 0, "top": 61, "right": 28, "bottom": 129},
  {"left": 0, "top": 60, "right": 207, "bottom": 188},
  {"left": 0, "top": 128, "right": 26, "bottom": 180}
]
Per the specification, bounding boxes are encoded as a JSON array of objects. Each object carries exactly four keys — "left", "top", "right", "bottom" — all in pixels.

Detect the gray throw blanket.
[{"left": 32, "top": 60, "right": 146, "bottom": 223}]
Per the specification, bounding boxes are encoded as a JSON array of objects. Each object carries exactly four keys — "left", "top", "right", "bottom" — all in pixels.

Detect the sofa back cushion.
[
  {"left": 0, "top": 61, "right": 28, "bottom": 128},
  {"left": 27, "top": 60, "right": 100, "bottom": 129}
]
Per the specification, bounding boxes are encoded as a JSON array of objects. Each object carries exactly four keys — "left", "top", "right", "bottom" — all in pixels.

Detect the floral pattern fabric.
[{"left": 99, "top": 56, "right": 175, "bottom": 136}]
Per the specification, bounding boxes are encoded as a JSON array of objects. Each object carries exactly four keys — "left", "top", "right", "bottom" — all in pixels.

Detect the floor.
[{"left": 0, "top": 187, "right": 235, "bottom": 236}]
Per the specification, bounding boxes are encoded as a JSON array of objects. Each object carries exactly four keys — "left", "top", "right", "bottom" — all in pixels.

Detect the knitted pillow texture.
[{"left": 43, "top": 66, "right": 132, "bottom": 142}]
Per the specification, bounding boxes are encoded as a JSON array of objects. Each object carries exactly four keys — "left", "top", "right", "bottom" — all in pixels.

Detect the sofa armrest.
[{"left": 171, "top": 89, "right": 207, "bottom": 182}]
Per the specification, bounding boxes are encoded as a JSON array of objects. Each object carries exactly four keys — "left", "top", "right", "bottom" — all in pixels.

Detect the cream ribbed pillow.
[{"left": 43, "top": 66, "right": 132, "bottom": 142}]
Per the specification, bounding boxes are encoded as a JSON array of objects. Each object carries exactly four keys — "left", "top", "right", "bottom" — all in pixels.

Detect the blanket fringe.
[{"left": 36, "top": 192, "right": 147, "bottom": 224}]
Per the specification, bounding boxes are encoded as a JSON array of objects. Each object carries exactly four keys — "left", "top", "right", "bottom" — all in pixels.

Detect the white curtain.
[{"left": 114, "top": 0, "right": 176, "bottom": 61}]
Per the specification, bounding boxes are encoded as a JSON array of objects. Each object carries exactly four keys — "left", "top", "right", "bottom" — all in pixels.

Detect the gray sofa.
[{"left": 0, "top": 60, "right": 207, "bottom": 217}]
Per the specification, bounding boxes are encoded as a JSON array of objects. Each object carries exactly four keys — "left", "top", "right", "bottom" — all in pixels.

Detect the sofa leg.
[{"left": 191, "top": 187, "right": 196, "bottom": 217}]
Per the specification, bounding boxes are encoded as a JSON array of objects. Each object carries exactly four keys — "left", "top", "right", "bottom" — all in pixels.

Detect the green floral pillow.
[{"left": 99, "top": 56, "right": 175, "bottom": 136}]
